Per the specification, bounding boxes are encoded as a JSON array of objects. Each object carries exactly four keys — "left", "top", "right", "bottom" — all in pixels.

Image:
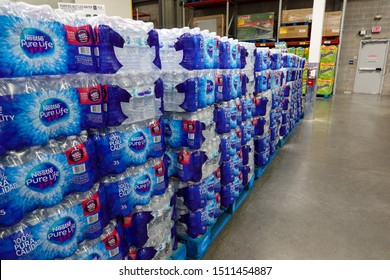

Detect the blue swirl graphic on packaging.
[
  {"left": 47, "top": 217, "right": 77, "bottom": 245},
  {"left": 0, "top": 15, "right": 68, "bottom": 77},
  {"left": 207, "top": 40, "right": 214, "bottom": 58},
  {"left": 164, "top": 122, "right": 172, "bottom": 137},
  {"left": 0, "top": 154, "right": 75, "bottom": 227},
  {"left": 206, "top": 80, "right": 214, "bottom": 94},
  {"left": 0, "top": 196, "right": 108, "bottom": 260},
  {"left": 231, "top": 45, "right": 238, "bottom": 60},
  {"left": 163, "top": 120, "right": 182, "bottom": 148},
  {"left": 134, "top": 175, "right": 151, "bottom": 196},
  {"left": 39, "top": 98, "right": 69, "bottom": 127},
  {"left": 128, "top": 131, "right": 147, "bottom": 153},
  {"left": 0, "top": 89, "right": 81, "bottom": 153},
  {"left": 20, "top": 28, "right": 55, "bottom": 58},
  {"left": 25, "top": 162, "right": 61, "bottom": 193}
]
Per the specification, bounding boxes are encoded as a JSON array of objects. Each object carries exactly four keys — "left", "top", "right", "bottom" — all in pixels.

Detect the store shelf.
[
  {"left": 255, "top": 37, "right": 340, "bottom": 48},
  {"left": 182, "top": 0, "right": 237, "bottom": 36},
  {"left": 133, "top": 9, "right": 151, "bottom": 20},
  {"left": 183, "top": 0, "right": 235, "bottom": 8}
]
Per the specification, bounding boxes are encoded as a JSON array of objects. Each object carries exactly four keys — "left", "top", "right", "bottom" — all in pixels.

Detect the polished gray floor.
[{"left": 204, "top": 94, "right": 390, "bottom": 260}]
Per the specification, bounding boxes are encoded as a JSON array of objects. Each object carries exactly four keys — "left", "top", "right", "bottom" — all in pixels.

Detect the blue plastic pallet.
[
  {"left": 178, "top": 228, "right": 211, "bottom": 260},
  {"left": 244, "top": 176, "right": 255, "bottom": 191},
  {"left": 255, "top": 150, "right": 278, "bottom": 179},
  {"left": 224, "top": 175, "right": 256, "bottom": 214},
  {"left": 169, "top": 242, "right": 187, "bottom": 260},
  {"left": 210, "top": 212, "right": 232, "bottom": 242},
  {"left": 316, "top": 94, "right": 332, "bottom": 99},
  {"left": 226, "top": 189, "right": 250, "bottom": 214}
]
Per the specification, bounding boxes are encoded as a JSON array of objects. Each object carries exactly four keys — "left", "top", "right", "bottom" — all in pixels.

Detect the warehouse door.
[{"left": 353, "top": 40, "right": 389, "bottom": 94}]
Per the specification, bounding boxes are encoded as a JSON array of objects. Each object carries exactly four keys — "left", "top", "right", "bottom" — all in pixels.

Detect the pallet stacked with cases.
[
  {"left": 317, "top": 45, "right": 338, "bottom": 98},
  {"left": 158, "top": 28, "right": 222, "bottom": 260},
  {"left": 0, "top": 1, "right": 177, "bottom": 260},
  {"left": 252, "top": 47, "right": 305, "bottom": 179},
  {"left": 158, "top": 27, "right": 257, "bottom": 259}
]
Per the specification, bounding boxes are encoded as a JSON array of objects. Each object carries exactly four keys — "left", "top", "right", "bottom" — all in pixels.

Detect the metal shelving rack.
[{"left": 182, "top": 0, "right": 237, "bottom": 36}]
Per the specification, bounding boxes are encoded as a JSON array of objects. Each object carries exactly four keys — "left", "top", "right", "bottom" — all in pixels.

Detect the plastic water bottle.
[
  {"left": 157, "top": 28, "right": 189, "bottom": 71},
  {"left": 219, "top": 37, "right": 230, "bottom": 69},
  {"left": 174, "top": 28, "right": 204, "bottom": 70},
  {"left": 65, "top": 220, "right": 127, "bottom": 260},
  {"left": 102, "top": 156, "right": 167, "bottom": 218},
  {"left": 173, "top": 179, "right": 207, "bottom": 212},
  {"left": 102, "top": 71, "right": 163, "bottom": 126},
  {"left": 90, "top": 15, "right": 161, "bottom": 73},
  {"left": 163, "top": 106, "right": 215, "bottom": 150}
]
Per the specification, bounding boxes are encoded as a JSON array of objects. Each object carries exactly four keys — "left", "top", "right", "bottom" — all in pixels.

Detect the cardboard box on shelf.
[
  {"left": 320, "top": 45, "right": 338, "bottom": 63},
  {"left": 279, "top": 25, "right": 309, "bottom": 39},
  {"left": 323, "top": 11, "right": 341, "bottom": 37},
  {"left": 319, "top": 62, "right": 336, "bottom": 79},
  {"left": 237, "top": 12, "right": 274, "bottom": 40},
  {"left": 282, "top": 8, "right": 313, "bottom": 23},
  {"left": 191, "top": 14, "right": 225, "bottom": 36},
  {"left": 316, "top": 78, "right": 334, "bottom": 95}
]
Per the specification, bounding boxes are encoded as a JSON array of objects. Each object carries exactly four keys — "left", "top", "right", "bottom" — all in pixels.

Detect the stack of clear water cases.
[
  {"left": 0, "top": 1, "right": 305, "bottom": 259},
  {"left": 0, "top": 1, "right": 173, "bottom": 260},
  {"left": 253, "top": 48, "right": 304, "bottom": 172}
]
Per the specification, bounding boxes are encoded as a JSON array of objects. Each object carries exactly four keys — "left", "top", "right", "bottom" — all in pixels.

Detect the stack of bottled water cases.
[
  {"left": 280, "top": 53, "right": 305, "bottom": 137},
  {"left": 0, "top": 1, "right": 175, "bottom": 260},
  {"left": 158, "top": 28, "right": 223, "bottom": 239},
  {"left": 215, "top": 40, "right": 257, "bottom": 210},
  {"left": 253, "top": 48, "right": 305, "bottom": 171}
]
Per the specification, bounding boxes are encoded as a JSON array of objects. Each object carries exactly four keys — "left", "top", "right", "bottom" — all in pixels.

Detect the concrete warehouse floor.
[{"left": 204, "top": 94, "right": 390, "bottom": 260}]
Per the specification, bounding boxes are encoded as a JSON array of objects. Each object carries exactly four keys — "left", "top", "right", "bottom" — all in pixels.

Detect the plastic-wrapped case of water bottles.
[
  {"left": 253, "top": 48, "right": 305, "bottom": 169},
  {"left": 0, "top": 1, "right": 176, "bottom": 260},
  {"left": 157, "top": 27, "right": 256, "bottom": 237}
]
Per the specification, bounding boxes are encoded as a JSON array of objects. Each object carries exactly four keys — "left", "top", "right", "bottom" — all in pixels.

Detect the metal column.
[
  {"left": 304, "top": 0, "right": 327, "bottom": 120},
  {"left": 277, "top": 0, "right": 282, "bottom": 42},
  {"left": 226, "top": 1, "right": 229, "bottom": 36}
]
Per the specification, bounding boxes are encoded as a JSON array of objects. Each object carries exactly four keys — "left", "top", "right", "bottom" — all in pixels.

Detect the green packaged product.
[
  {"left": 316, "top": 79, "right": 334, "bottom": 95},
  {"left": 319, "top": 63, "right": 335, "bottom": 79},
  {"left": 320, "top": 45, "right": 338, "bottom": 63}
]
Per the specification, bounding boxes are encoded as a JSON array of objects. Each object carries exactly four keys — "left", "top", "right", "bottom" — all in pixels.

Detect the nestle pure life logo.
[
  {"left": 25, "top": 162, "right": 60, "bottom": 192},
  {"left": 20, "top": 28, "right": 55, "bottom": 58},
  {"left": 128, "top": 131, "right": 147, "bottom": 153},
  {"left": 39, "top": 98, "right": 70, "bottom": 126},
  {"left": 47, "top": 217, "right": 76, "bottom": 245},
  {"left": 134, "top": 174, "right": 151, "bottom": 196}
]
